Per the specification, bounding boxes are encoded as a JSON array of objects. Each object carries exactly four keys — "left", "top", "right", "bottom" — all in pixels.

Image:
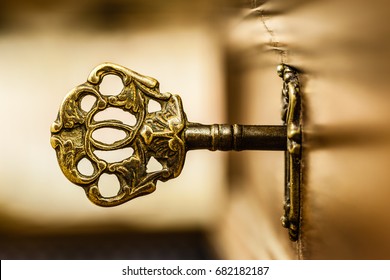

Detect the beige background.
[{"left": 0, "top": 1, "right": 227, "bottom": 233}]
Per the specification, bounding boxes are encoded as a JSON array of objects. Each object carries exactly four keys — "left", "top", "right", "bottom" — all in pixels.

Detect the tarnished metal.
[
  {"left": 185, "top": 124, "right": 286, "bottom": 151},
  {"left": 51, "top": 62, "right": 302, "bottom": 240},
  {"left": 278, "top": 64, "right": 302, "bottom": 241},
  {"left": 51, "top": 63, "right": 187, "bottom": 207}
]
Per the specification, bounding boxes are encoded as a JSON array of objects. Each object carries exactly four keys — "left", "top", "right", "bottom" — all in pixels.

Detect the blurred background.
[
  {"left": 1, "top": 0, "right": 390, "bottom": 259},
  {"left": 0, "top": 0, "right": 229, "bottom": 259}
]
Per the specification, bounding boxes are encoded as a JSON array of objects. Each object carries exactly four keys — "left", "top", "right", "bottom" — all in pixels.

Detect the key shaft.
[{"left": 185, "top": 123, "right": 287, "bottom": 151}]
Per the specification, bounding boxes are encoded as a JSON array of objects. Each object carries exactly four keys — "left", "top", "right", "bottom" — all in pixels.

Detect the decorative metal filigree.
[
  {"left": 51, "top": 63, "right": 187, "bottom": 206},
  {"left": 51, "top": 62, "right": 302, "bottom": 242},
  {"left": 278, "top": 64, "right": 302, "bottom": 241}
]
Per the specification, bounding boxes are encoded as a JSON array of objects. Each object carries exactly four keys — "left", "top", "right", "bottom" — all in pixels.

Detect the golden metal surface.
[
  {"left": 278, "top": 64, "right": 302, "bottom": 241},
  {"left": 51, "top": 63, "right": 187, "bottom": 206}
]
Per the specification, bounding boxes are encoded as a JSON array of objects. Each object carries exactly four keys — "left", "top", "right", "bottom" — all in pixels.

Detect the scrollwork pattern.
[{"left": 51, "top": 63, "right": 187, "bottom": 206}]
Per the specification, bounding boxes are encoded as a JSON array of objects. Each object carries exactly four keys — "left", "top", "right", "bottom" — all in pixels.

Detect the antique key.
[{"left": 50, "top": 62, "right": 302, "bottom": 240}]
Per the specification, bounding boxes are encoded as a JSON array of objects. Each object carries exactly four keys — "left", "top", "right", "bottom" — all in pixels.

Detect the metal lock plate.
[{"left": 278, "top": 64, "right": 302, "bottom": 241}]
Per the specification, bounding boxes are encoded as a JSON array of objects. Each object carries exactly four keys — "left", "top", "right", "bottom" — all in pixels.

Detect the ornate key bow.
[{"left": 51, "top": 63, "right": 187, "bottom": 206}]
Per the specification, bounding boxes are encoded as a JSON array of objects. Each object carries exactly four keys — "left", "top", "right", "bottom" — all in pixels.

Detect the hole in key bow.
[
  {"left": 94, "top": 147, "right": 134, "bottom": 163},
  {"left": 98, "top": 173, "right": 121, "bottom": 197},
  {"left": 99, "top": 74, "right": 124, "bottom": 96},
  {"left": 147, "top": 99, "right": 162, "bottom": 113},
  {"left": 147, "top": 156, "right": 163, "bottom": 173},
  {"left": 80, "top": 95, "right": 97, "bottom": 112},
  {"left": 94, "top": 107, "right": 136, "bottom": 126},
  {"left": 92, "top": 127, "right": 127, "bottom": 146},
  {"left": 77, "top": 157, "right": 94, "bottom": 176}
]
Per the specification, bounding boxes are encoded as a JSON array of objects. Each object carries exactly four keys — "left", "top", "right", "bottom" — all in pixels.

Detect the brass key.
[{"left": 50, "top": 62, "right": 301, "bottom": 240}]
